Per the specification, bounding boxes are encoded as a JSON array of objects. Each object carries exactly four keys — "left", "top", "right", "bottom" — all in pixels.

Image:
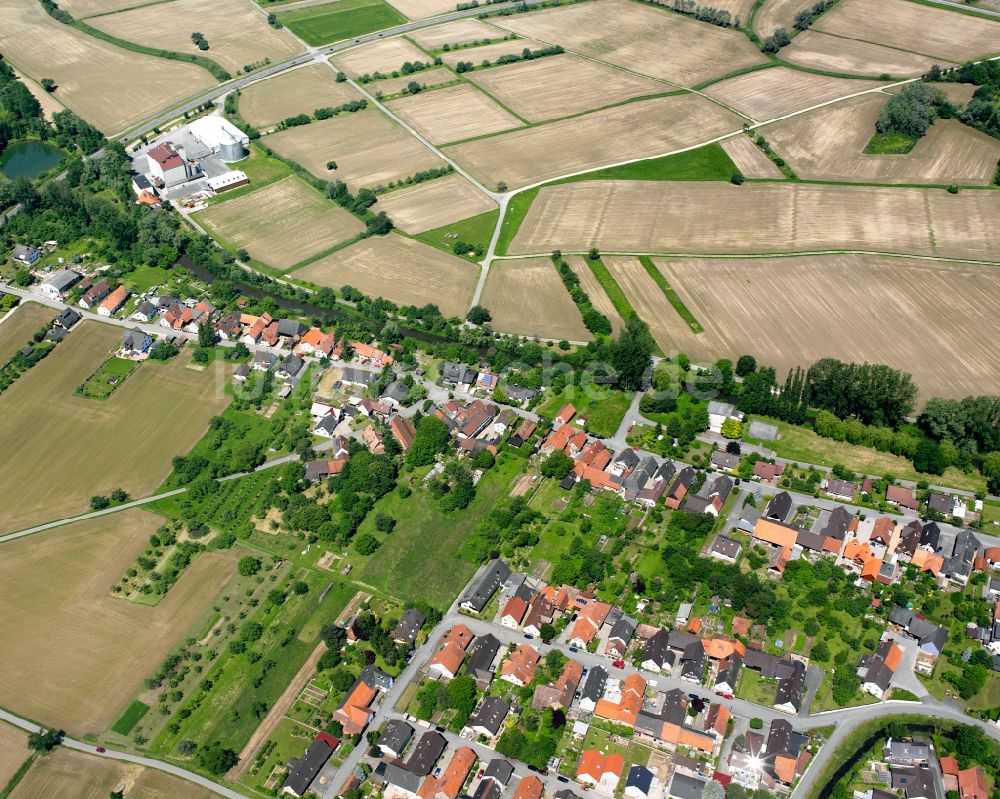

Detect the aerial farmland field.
[
  {"left": 764, "top": 94, "right": 1000, "bottom": 185},
  {"left": 0, "top": 323, "right": 230, "bottom": 533},
  {"left": 656, "top": 254, "right": 1000, "bottom": 400},
  {"left": 0, "top": 301, "right": 54, "bottom": 365},
  {"left": 371, "top": 66, "right": 455, "bottom": 95},
  {"left": 332, "top": 36, "right": 428, "bottom": 77},
  {"left": 386, "top": 83, "right": 523, "bottom": 144},
  {"left": 88, "top": 0, "right": 304, "bottom": 76},
  {"left": 278, "top": 0, "right": 407, "bottom": 46},
  {"left": 197, "top": 176, "right": 365, "bottom": 270},
  {"left": 438, "top": 38, "right": 546, "bottom": 68},
  {"left": 371, "top": 173, "right": 497, "bottom": 233},
  {"left": 721, "top": 135, "right": 784, "bottom": 179},
  {"left": 779, "top": 31, "right": 946, "bottom": 77},
  {"left": 406, "top": 18, "right": 505, "bottom": 49},
  {"left": 753, "top": 0, "right": 813, "bottom": 37},
  {"left": 445, "top": 94, "right": 743, "bottom": 189},
  {"left": 480, "top": 258, "right": 591, "bottom": 342},
  {"left": 0, "top": 510, "right": 235, "bottom": 735},
  {"left": 294, "top": 234, "right": 478, "bottom": 317},
  {"left": 238, "top": 63, "right": 362, "bottom": 127},
  {"left": 466, "top": 54, "right": 670, "bottom": 122},
  {"left": 0, "top": 723, "right": 30, "bottom": 790},
  {"left": 265, "top": 108, "right": 447, "bottom": 189},
  {"left": 565, "top": 256, "right": 625, "bottom": 335}
]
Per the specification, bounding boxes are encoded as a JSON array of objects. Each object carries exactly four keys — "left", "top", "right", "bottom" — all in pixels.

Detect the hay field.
[
  {"left": 813, "top": 0, "right": 1000, "bottom": 63},
  {"left": 373, "top": 67, "right": 455, "bottom": 95},
  {"left": 372, "top": 173, "right": 496, "bottom": 233},
  {"left": 753, "top": 0, "right": 812, "bottom": 37},
  {"left": 407, "top": 18, "right": 504, "bottom": 49},
  {"left": 333, "top": 36, "right": 428, "bottom": 77},
  {"left": 0, "top": 510, "right": 236, "bottom": 735},
  {"left": 9, "top": 747, "right": 222, "bottom": 799},
  {"left": 385, "top": 0, "right": 459, "bottom": 19},
  {"left": 445, "top": 94, "right": 743, "bottom": 189},
  {"left": 0, "top": 301, "right": 54, "bottom": 364},
  {"left": 657, "top": 254, "right": 1000, "bottom": 400},
  {"left": 294, "top": 234, "right": 478, "bottom": 316},
  {"left": 198, "top": 176, "right": 364, "bottom": 269},
  {"left": 696, "top": 0, "right": 753, "bottom": 24},
  {"left": 0, "top": 323, "right": 229, "bottom": 533},
  {"left": 0, "top": 0, "right": 214, "bottom": 133},
  {"left": 886, "top": 81, "right": 977, "bottom": 105},
  {"left": 566, "top": 256, "right": 624, "bottom": 335},
  {"left": 507, "top": 181, "right": 1000, "bottom": 259},
  {"left": 491, "top": 0, "right": 767, "bottom": 86},
  {"left": 386, "top": 83, "right": 523, "bottom": 144},
  {"left": 439, "top": 38, "right": 546, "bottom": 67},
  {"left": 604, "top": 256, "right": 702, "bottom": 355},
  {"left": 90, "top": 0, "right": 304, "bottom": 76},
  {"left": 239, "top": 63, "right": 361, "bottom": 127},
  {"left": 704, "top": 67, "right": 881, "bottom": 121},
  {"left": 481, "top": 258, "right": 591, "bottom": 341},
  {"left": 0, "top": 724, "right": 29, "bottom": 789},
  {"left": 721, "top": 135, "right": 784, "bottom": 178},
  {"left": 266, "top": 109, "right": 446, "bottom": 190},
  {"left": 57, "top": 0, "right": 152, "bottom": 17},
  {"left": 11, "top": 66, "right": 66, "bottom": 121},
  {"left": 467, "top": 54, "right": 668, "bottom": 122},
  {"left": 764, "top": 94, "right": 1000, "bottom": 185},
  {"left": 780, "top": 31, "right": 946, "bottom": 77}
]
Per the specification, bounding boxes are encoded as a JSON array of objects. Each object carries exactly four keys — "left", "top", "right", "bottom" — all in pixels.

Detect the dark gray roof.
[
  {"left": 460, "top": 559, "right": 510, "bottom": 612},
  {"left": 443, "top": 362, "right": 477, "bottom": 384},
  {"left": 818, "top": 506, "right": 853, "bottom": 539},
  {"left": 623, "top": 455, "right": 658, "bottom": 494},
  {"left": 608, "top": 615, "right": 636, "bottom": 646},
  {"left": 466, "top": 633, "right": 501, "bottom": 680},
  {"left": 927, "top": 492, "right": 954, "bottom": 515},
  {"left": 765, "top": 491, "right": 793, "bottom": 521},
  {"left": 581, "top": 666, "right": 608, "bottom": 701},
  {"left": 483, "top": 759, "right": 514, "bottom": 785},
  {"left": 774, "top": 659, "right": 805, "bottom": 711},
  {"left": 642, "top": 629, "right": 672, "bottom": 668},
  {"left": 615, "top": 449, "right": 641, "bottom": 469},
  {"left": 681, "top": 641, "right": 706, "bottom": 680},
  {"left": 889, "top": 606, "right": 914, "bottom": 627},
  {"left": 744, "top": 648, "right": 782, "bottom": 678},
  {"left": 382, "top": 762, "right": 422, "bottom": 793},
  {"left": 891, "top": 766, "right": 936, "bottom": 799},
  {"left": 669, "top": 773, "right": 707, "bottom": 799},
  {"left": 54, "top": 307, "right": 81, "bottom": 328},
  {"left": 360, "top": 665, "right": 393, "bottom": 692},
  {"left": 278, "top": 353, "right": 304, "bottom": 376},
  {"left": 277, "top": 318, "right": 306, "bottom": 337},
  {"left": 405, "top": 731, "right": 447, "bottom": 776},
  {"left": 796, "top": 530, "right": 827, "bottom": 552},
  {"left": 711, "top": 450, "right": 740, "bottom": 470},
  {"left": 473, "top": 779, "right": 502, "bottom": 799},
  {"left": 710, "top": 536, "right": 742, "bottom": 559},
  {"left": 470, "top": 696, "right": 509, "bottom": 735},
  {"left": 383, "top": 379, "right": 409, "bottom": 403},
  {"left": 864, "top": 660, "right": 893, "bottom": 691},
  {"left": 377, "top": 720, "right": 414, "bottom": 755},
  {"left": 765, "top": 719, "right": 794, "bottom": 757},
  {"left": 392, "top": 609, "right": 425, "bottom": 646},
  {"left": 134, "top": 300, "right": 157, "bottom": 318},
  {"left": 715, "top": 653, "right": 742, "bottom": 690},
  {"left": 282, "top": 736, "right": 336, "bottom": 796},
  {"left": 920, "top": 522, "right": 941, "bottom": 550},
  {"left": 668, "top": 630, "right": 699, "bottom": 652},
  {"left": 627, "top": 766, "right": 654, "bottom": 794},
  {"left": 341, "top": 366, "right": 377, "bottom": 386},
  {"left": 942, "top": 530, "right": 980, "bottom": 579}
]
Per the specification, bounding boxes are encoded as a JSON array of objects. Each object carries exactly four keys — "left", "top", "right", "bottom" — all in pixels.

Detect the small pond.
[{"left": 0, "top": 140, "right": 64, "bottom": 179}]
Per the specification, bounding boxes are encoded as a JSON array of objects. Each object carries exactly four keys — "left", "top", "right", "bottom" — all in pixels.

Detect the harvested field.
[
  {"left": 238, "top": 63, "right": 361, "bottom": 127},
  {"left": 507, "top": 180, "right": 1000, "bottom": 260},
  {"left": 566, "top": 255, "right": 625, "bottom": 335},
  {"left": 445, "top": 94, "right": 743, "bottom": 189},
  {"left": 0, "top": 723, "right": 29, "bottom": 789},
  {"left": 9, "top": 747, "right": 222, "bottom": 799},
  {"left": 438, "top": 38, "right": 545, "bottom": 68},
  {"left": 198, "top": 176, "right": 364, "bottom": 269},
  {"left": 694, "top": 0, "right": 754, "bottom": 24},
  {"left": 886, "top": 81, "right": 977, "bottom": 106},
  {"left": 481, "top": 258, "right": 590, "bottom": 341},
  {"left": 813, "top": 0, "right": 1000, "bottom": 62},
  {"left": 491, "top": 0, "right": 768, "bottom": 86},
  {"left": 0, "top": 301, "right": 54, "bottom": 364},
  {"left": 385, "top": 0, "right": 459, "bottom": 19},
  {"left": 721, "top": 135, "right": 784, "bottom": 178},
  {"left": 266, "top": 109, "right": 446, "bottom": 190},
  {"left": 753, "top": 0, "right": 812, "bottom": 37},
  {"left": 704, "top": 66, "right": 881, "bottom": 121},
  {"left": 57, "top": 0, "right": 153, "bottom": 17},
  {"left": 780, "top": 31, "right": 948, "bottom": 77},
  {"left": 603, "top": 256, "right": 701, "bottom": 355},
  {"left": 372, "top": 173, "right": 496, "bottom": 233},
  {"left": 11, "top": 66, "right": 66, "bottom": 120},
  {"left": 333, "top": 36, "right": 428, "bottom": 77},
  {"left": 294, "top": 234, "right": 478, "bottom": 316},
  {"left": 386, "top": 83, "right": 522, "bottom": 144},
  {"left": 0, "top": 323, "right": 229, "bottom": 533},
  {"left": 657, "top": 254, "right": 1000, "bottom": 400},
  {"left": 371, "top": 67, "right": 455, "bottom": 95},
  {"left": 764, "top": 93, "right": 1000, "bottom": 185},
  {"left": 0, "top": 0, "right": 214, "bottom": 133},
  {"left": 0, "top": 510, "right": 236, "bottom": 736},
  {"left": 467, "top": 54, "right": 669, "bottom": 122},
  {"left": 406, "top": 18, "right": 505, "bottom": 49}
]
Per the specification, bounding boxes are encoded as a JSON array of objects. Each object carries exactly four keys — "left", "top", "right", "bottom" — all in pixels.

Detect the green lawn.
[
  {"left": 536, "top": 385, "right": 633, "bottom": 438},
  {"left": 414, "top": 209, "right": 499, "bottom": 261},
  {"left": 494, "top": 188, "right": 538, "bottom": 256},
  {"left": 110, "top": 700, "right": 150, "bottom": 736},
  {"left": 353, "top": 454, "right": 523, "bottom": 607},
  {"left": 77, "top": 356, "right": 138, "bottom": 400},
  {"left": 279, "top": 0, "right": 407, "bottom": 46},
  {"left": 202, "top": 145, "right": 294, "bottom": 206},
  {"left": 553, "top": 142, "right": 738, "bottom": 184},
  {"left": 736, "top": 668, "right": 776, "bottom": 706},
  {"left": 864, "top": 131, "right": 919, "bottom": 154},
  {"left": 745, "top": 416, "right": 985, "bottom": 493},
  {"left": 581, "top": 257, "right": 637, "bottom": 324}
]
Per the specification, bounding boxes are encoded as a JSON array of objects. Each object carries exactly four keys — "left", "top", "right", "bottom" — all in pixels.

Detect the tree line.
[{"left": 550, "top": 252, "right": 613, "bottom": 336}]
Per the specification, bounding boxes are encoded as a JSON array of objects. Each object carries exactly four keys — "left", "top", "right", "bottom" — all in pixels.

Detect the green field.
[
  {"left": 77, "top": 356, "right": 138, "bottom": 400},
  {"left": 636, "top": 255, "right": 703, "bottom": 334},
  {"left": 865, "top": 131, "right": 919, "bottom": 154},
  {"left": 279, "top": 0, "right": 407, "bottom": 46},
  {"left": 415, "top": 209, "right": 500, "bottom": 261},
  {"left": 353, "top": 454, "right": 523, "bottom": 606},
  {"left": 554, "top": 142, "right": 738, "bottom": 184},
  {"left": 536, "top": 386, "right": 632, "bottom": 438},
  {"left": 110, "top": 700, "right": 149, "bottom": 736},
  {"left": 495, "top": 188, "right": 538, "bottom": 256}
]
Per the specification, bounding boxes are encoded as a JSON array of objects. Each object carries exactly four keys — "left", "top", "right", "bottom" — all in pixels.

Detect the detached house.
[{"left": 98, "top": 285, "right": 130, "bottom": 317}]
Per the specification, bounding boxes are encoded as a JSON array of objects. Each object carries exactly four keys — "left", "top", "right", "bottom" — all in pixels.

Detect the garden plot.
[
  {"left": 266, "top": 108, "right": 446, "bottom": 189},
  {"left": 406, "top": 18, "right": 506, "bottom": 49},
  {"left": 0, "top": 0, "right": 214, "bottom": 133},
  {"left": 371, "top": 173, "right": 496, "bottom": 233},
  {"left": 657, "top": 254, "right": 1000, "bottom": 400},
  {"left": 704, "top": 66, "right": 882, "bottom": 121},
  {"left": 294, "top": 233, "right": 478, "bottom": 316},
  {"left": 566, "top": 256, "right": 625, "bottom": 335},
  {"left": 439, "top": 38, "right": 546, "bottom": 67},
  {"left": 333, "top": 36, "right": 428, "bottom": 77},
  {"left": 238, "top": 63, "right": 362, "bottom": 127},
  {"left": 467, "top": 54, "right": 669, "bottom": 122},
  {"left": 491, "top": 0, "right": 768, "bottom": 86},
  {"left": 445, "top": 93, "right": 742, "bottom": 189},
  {"left": 721, "top": 135, "right": 784, "bottom": 178},
  {"left": 507, "top": 180, "right": 1000, "bottom": 260},
  {"left": 197, "top": 176, "right": 365, "bottom": 269},
  {"left": 813, "top": 0, "right": 1000, "bottom": 62},
  {"left": 480, "top": 258, "right": 591, "bottom": 341},
  {"left": 780, "top": 31, "right": 948, "bottom": 77},
  {"left": 89, "top": 0, "right": 304, "bottom": 76},
  {"left": 385, "top": 83, "right": 523, "bottom": 144},
  {"left": 763, "top": 93, "right": 1000, "bottom": 185}
]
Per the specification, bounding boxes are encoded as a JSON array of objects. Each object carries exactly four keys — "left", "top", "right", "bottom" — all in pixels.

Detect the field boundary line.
[{"left": 491, "top": 249, "right": 1000, "bottom": 267}]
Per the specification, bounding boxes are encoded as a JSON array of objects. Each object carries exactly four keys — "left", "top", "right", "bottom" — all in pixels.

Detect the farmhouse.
[
  {"left": 98, "top": 285, "right": 129, "bottom": 317},
  {"left": 38, "top": 269, "right": 82, "bottom": 300},
  {"left": 80, "top": 280, "right": 110, "bottom": 309},
  {"left": 11, "top": 244, "right": 41, "bottom": 266}
]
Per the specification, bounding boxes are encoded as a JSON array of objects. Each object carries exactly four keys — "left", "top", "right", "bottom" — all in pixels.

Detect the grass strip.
[
  {"left": 278, "top": 0, "right": 406, "bottom": 46},
  {"left": 552, "top": 142, "right": 738, "bottom": 184},
  {"left": 637, "top": 255, "right": 704, "bottom": 333},
  {"left": 864, "top": 130, "right": 919, "bottom": 154},
  {"left": 110, "top": 699, "right": 150, "bottom": 736},
  {"left": 583, "top": 256, "right": 636, "bottom": 322},
  {"left": 494, "top": 188, "right": 538, "bottom": 256},
  {"left": 0, "top": 756, "right": 34, "bottom": 799}
]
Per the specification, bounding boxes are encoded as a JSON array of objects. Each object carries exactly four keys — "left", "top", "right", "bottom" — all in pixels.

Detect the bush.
[
  {"left": 237, "top": 556, "right": 261, "bottom": 576},
  {"left": 749, "top": 718, "right": 763, "bottom": 729}
]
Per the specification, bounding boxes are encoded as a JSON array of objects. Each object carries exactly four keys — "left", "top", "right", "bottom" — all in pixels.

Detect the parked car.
[
  {"left": 96, "top": 747, "right": 106, "bottom": 753},
  {"left": 524, "top": 634, "right": 534, "bottom": 640},
  {"left": 612, "top": 659, "right": 625, "bottom": 669},
  {"left": 569, "top": 647, "right": 579, "bottom": 653},
  {"left": 722, "top": 693, "right": 734, "bottom": 700},
  {"left": 557, "top": 776, "right": 569, "bottom": 783}
]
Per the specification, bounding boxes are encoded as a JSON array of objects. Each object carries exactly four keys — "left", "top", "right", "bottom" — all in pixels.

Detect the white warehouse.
[{"left": 187, "top": 117, "right": 249, "bottom": 162}]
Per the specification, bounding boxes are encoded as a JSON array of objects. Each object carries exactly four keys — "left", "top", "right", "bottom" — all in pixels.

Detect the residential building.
[
  {"left": 460, "top": 559, "right": 510, "bottom": 613},
  {"left": 98, "top": 285, "right": 130, "bottom": 317},
  {"left": 468, "top": 696, "right": 509, "bottom": 738},
  {"left": 392, "top": 609, "right": 425, "bottom": 647},
  {"left": 377, "top": 720, "right": 414, "bottom": 758},
  {"left": 282, "top": 732, "right": 339, "bottom": 798},
  {"left": 499, "top": 644, "right": 540, "bottom": 686},
  {"left": 79, "top": 279, "right": 110, "bottom": 309}
]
